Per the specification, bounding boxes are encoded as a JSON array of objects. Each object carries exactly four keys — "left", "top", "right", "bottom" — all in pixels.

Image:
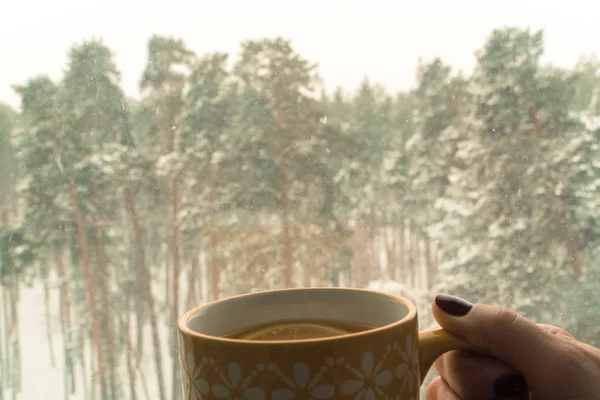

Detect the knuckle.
[
  {"left": 435, "top": 350, "right": 474, "bottom": 379},
  {"left": 433, "top": 353, "right": 447, "bottom": 375},
  {"left": 486, "top": 306, "right": 522, "bottom": 356},
  {"left": 553, "top": 327, "right": 574, "bottom": 338},
  {"left": 491, "top": 305, "right": 520, "bottom": 328},
  {"left": 537, "top": 323, "right": 572, "bottom": 338},
  {"left": 425, "top": 376, "right": 444, "bottom": 398}
]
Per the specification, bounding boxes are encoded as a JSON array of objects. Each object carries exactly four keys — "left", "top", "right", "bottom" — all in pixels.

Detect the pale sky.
[{"left": 1, "top": 0, "right": 599, "bottom": 109}]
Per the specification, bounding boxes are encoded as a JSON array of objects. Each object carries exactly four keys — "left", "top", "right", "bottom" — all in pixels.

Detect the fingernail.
[
  {"left": 493, "top": 373, "right": 528, "bottom": 396},
  {"left": 435, "top": 294, "right": 473, "bottom": 317}
]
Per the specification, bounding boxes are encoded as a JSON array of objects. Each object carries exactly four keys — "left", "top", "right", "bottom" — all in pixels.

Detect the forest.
[{"left": 1, "top": 26, "right": 600, "bottom": 400}]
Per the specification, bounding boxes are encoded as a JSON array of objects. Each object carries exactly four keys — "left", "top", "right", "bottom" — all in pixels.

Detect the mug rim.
[{"left": 178, "top": 287, "right": 417, "bottom": 345}]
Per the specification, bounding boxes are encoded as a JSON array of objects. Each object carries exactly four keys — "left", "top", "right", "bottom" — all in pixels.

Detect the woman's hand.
[{"left": 425, "top": 294, "right": 600, "bottom": 399}]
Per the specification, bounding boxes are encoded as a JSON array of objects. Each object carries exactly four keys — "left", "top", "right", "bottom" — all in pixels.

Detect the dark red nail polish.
[
  {"left": 493, "top": 373, "right": 528, "bottom": 396},
  {"left": 435, "top": 294, "right": 473, "bottom": 317}
]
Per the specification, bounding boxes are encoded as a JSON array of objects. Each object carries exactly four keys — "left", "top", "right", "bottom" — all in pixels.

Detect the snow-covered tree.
[{"left": 434, "top": 28, "right": 591, "bottom": 323}]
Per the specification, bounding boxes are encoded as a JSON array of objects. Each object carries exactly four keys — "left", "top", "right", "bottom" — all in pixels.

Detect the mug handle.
[{"left": 418, "top": 328, "right": 486, "bottom": 384}]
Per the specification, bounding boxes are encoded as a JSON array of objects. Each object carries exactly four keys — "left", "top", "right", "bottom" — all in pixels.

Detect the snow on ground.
[
  {"left": 14, "top": 284, "right": 83, "bottom": 400},
  {"left": 12, "top": 283, "right": 177, "bottom": 400}
]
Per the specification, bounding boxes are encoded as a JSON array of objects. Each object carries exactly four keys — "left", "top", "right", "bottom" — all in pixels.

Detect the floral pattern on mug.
[
  {"left": 212, "top": 362, "right": 266, "bottom": 400},
  {"left": 269, "top": 361, "right": 336, "bottom": 400},
  {"left": 177, "top": 344, "right": 193, "bottom": 398},
  {"left": 185, "top": 353, "right": 211, "bottom": 399},
  {"left": 180, "top": 334, "right": 419, "bottom": 399},
  {"left": 394, "top": 335, "right": 419, "bottom": 396},
  {"left": 340, "top": 352, "right": 393, "bottom": 400}
]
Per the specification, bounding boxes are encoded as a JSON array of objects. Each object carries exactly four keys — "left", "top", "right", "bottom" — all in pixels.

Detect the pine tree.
[
  {"left": 0, "top": 104, "right": 19, "bottom": 228},
  {"left": 572, "top": 55, "right": 600, "bottom": 114},
  {"left": 178, "top": 52, "right": 239, "bottom": 300},
  {"left": 0, "top": 102, "right": 27, "bottom": 400},
  {"left": 556, "top": 115, "right": 600, "bottom": 345},
  {"left": 435, "top": 28, "right": 586, "bottom": 321},
  {"left": 140, "top": 34, "right": 196, "bottom": 400},
  {"left": 233, "top": 37, "right": 323, "bottom": 288},
  {"left": 14, "top": 76, "right": 80, "bottom": 399}
]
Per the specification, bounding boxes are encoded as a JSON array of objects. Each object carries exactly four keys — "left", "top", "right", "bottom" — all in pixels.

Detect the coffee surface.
[{"left": 227, "top": 320, "right": 372, "bottom": 341}]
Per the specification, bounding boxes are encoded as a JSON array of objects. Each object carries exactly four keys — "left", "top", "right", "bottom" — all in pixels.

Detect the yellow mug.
[{"left": 178, "top": 288, "right": 479, "bottom": 400}]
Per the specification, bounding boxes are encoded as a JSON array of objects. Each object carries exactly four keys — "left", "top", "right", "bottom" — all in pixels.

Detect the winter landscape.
[{"left": 2, "top": 2, "right": 600, "bottom": 400}]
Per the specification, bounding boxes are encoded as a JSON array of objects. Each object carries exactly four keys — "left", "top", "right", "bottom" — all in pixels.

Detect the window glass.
[{"left": 1, "top": 1, "right": 599, "bottom": 399}]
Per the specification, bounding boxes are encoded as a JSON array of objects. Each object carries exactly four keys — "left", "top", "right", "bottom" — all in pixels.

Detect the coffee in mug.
[{"left": 227, "top": 320, "right": 373, "bottom": 340}]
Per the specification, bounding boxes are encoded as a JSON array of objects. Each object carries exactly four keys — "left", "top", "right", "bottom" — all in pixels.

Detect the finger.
[
  {"left": 537, "top": 323, "right": 574, "bottom": 339},
  {"left": 425, "top": 376, "right": 461, "bottom": 400},
  {"left": 435, "top": 350, "right": 529, "bottom": 399},
  {"left": 432, "top": 294, "right": 569, "bottom": 391}
]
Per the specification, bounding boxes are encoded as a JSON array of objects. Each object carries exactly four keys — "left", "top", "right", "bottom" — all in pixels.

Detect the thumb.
[{"left": 432, "top": 294, "right": 566, "bottom": 390}]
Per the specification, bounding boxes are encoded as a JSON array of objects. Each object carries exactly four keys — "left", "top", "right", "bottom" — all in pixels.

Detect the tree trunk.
[
  {"left": 186, "top": 256, "right": 198, "bottom": 309},
  {"left": 2, "top": 280, "right": 12, "bottom": 391},
  {"left": 398, "top": 220, "right": 406, "bottom": 282},
  {"left": 134, "top": 339, "right": 152, "bottom": 400},
  {"left": 11, "top": 283, "right": 22, "bottom": 394},
  {"left": 424, "top": 236, "right": 435, "bottom": 291},
  {"left": 566, "top": 241, "right": 582, "bottom": 275},
  {"left": 165, "top": 235, "right": 171, "bottom": 319},
  {"left": 88, "top": 338, "right": 96, "bottom": 400},
  {"left": 528, "top": 102, "right": 544, "bottom": 139},
  {"left": 408, "top": 220, "right": 417, "bottom": 288},
  {"left": 0, "top": 282, "right": 5, "bottom": 400},
  {"left": 279, "top": 153, "right": 293, "bottom": 288},
  {"left": 273, "top": 95, "right": 294, "bottom": 287},
  {"left": 123, "top": 186, "right": 166, "bottom": 400},
  {"left": 414, "top": 233, "right": 422, "bottom": 290},
  {"left": 209, "top": 159, "right": 221, "bottom": 300},
  {"left": 91, "top": 189, "right": 116, "bottom": 399},
  {"left": 121, "top": 298, "right": 137, "bottom": 400},
  {"left": 198, "top": 253, "right": 207, "bottom": 304},
  {"left": 78, "top": 332, "right": 90, "bottom": 400},
  {"left": 41, "top": 266, "right": 56, "bottom": 367},
  {"left": 67, "top": 177, "right": 106, "bottom": 400},
  {"left": 0, "top": 154, "right": 8, "bottom": 400},
  {"left": 134, "top": 307, "right": 144, "bottom": 367},
  {"left": 363, "top": 229, "right": 373, "bottom": 286},
  {"left": 559, "top": 198, "right": 583, "bottom": 276},
  {"left": 171, "top": 178, "right": 181, "bottom": 400},
  {"left": 133, "top": 245, "right": 145, "bottom": 368},
  {"left": 55, "top": 250, "right": 75, "bottom": 398},
  {"left": 0, "top": 157, "right": 7, "bottom": 227},
  {"left": 302, "top": 257, "right": 311, "bottom": 287},
  {"left": 385, "top": 227, "right": 396, "bottom": 278}
]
